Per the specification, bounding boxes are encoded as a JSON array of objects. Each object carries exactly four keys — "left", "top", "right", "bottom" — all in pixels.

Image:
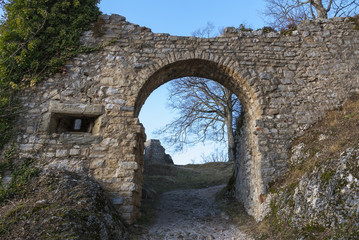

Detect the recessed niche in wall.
[
  {"left": 40, "top": 101, "right": 104, "bottom": 136},
  {"left": 49, "top": 114, "right": 100, "bottom": 134}
]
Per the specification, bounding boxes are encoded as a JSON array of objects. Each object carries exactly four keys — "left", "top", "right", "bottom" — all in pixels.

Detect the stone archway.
[
  {"left": 14, "top": 15, "right": 359, "bottom": 224},
  {"left": 133, "top": 58, "right": 266, "bottom": 221},
  {"left": 135, "top": 59, "right": 259, "bottom": 116}
]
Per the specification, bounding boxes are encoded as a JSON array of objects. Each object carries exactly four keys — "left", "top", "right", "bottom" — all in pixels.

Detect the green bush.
[
  {"left": 0, "top": 0, "right": 101, "bottom": 150},
  {"left": 0, "top": 0, "right": 101, "bottom": 87},
  {"left": 0, "top": 158, "right": 40, "bottom": 204},
  {"left": 0, "top": 142, "right": 16, "bottom": 174}
]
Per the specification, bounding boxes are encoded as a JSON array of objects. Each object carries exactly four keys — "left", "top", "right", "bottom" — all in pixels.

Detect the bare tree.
[
  {"left": 156, "top": 77, "right": 241, "bottom": 162},
  {"left": 157, "top": 22, "right": 241, "bottom": 161},
  {"left": 201, "top": 148, "right": 228, "bottom": 163},
  {"left": 0, "top": 0, "right": 5, "bottom": 23},
  {"left": 155, "top": 23, "right": 241, "bottom": 162},
  {"left": 191, "top": 21, "right": 215, "bottom": 38},
  {"left": 264, "top": 0, "right": 359, "bottom": 30}
]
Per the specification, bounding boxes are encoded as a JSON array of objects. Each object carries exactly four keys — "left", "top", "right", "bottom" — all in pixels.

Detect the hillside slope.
[
  {"left": 138, "top": 162, "right": 234, "bottom": 224},
  {"left": 142, "top": 162, "right": 234, "bottom": 198},
  {"left": 262, "top": 95, "right": 359, "bottom": 239},
  {"left": 0, "top": 169, "right": 127, "bottom": 239}
]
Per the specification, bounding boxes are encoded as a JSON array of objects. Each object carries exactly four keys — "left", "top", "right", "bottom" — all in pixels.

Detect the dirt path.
[{"left": 131, "top": 185, "right": 253, "bottom": 240}]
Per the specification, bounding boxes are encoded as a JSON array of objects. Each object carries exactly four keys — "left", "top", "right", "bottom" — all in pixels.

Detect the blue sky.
[
  {"left": 99, "top": 0, "right": 267, "bottom": 36},
  {"left": 97, "top": 1, "right": 267, "bottom": 164}
]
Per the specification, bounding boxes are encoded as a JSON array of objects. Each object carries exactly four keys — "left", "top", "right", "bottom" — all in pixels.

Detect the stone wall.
[
  {"left": 13, "top": 14, "right": 359, "bottom": 223},
  {"left": 143, "top": 139, "right": 174, "bottom": 168}
]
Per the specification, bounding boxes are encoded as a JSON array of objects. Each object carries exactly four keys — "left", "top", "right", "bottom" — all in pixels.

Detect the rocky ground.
[
  {"left": 0, "top": 169, "right": 127, "bottom": 240},
  {"left": 128, "top": 185, "right": 253, "bottom": 240},
  {"left": 260, "top": 95, "right": 359, "bottom": 239}
]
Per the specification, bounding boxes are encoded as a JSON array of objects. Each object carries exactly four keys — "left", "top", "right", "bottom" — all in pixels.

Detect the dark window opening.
[{"left": 50, "top": 114, "right": 97, "bottom": 134}]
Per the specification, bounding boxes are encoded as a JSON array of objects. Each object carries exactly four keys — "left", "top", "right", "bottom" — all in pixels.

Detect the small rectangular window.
[
  {"left": 42, "top": 102, "right": 104, "bottom": 137},
  {"left": 50, "top": 114, "right": 97, "bottom": 134}
]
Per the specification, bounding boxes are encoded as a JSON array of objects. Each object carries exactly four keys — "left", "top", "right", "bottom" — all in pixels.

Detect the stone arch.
[
  {"left": 134, "top": 58, "right": 260, "bottom": 117},
  {"left": 134, "top": 57, "right": 266, "bottom": 220},
  {"left": 13, "top": 15, "right": 359, "bottom": 224}
]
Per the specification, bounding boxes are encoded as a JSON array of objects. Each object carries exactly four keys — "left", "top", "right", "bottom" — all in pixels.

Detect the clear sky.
[
  {"left": 99, "top": 1, "right": 267, "bottom": 36},
  {"left": 97, "top": 1, "right": 267, "bottom": 164}
]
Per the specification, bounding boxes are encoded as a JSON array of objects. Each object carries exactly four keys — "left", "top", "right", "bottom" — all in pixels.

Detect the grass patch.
[
  {"left": 138, "top": 161, "right": 234, "bottom": 225},
  {"left": 320, "top": 169, "right": 335, "bottom": 185},
  {"left": 0, "top": 143, "right": 16, "bottom": 175},
  {"left": 255, "top": 94, "right": 359, "bottom": 239},
  {"left": 0, "top": 158, "right": 40, "bottom": 205},
  {"left": 143, "top": 162, "right": 234, "bottom": 195}
]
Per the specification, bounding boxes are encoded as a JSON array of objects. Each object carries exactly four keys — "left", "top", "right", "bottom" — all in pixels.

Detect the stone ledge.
[
  {"left": 59, "top": 133, "right": 102, "bottom": 145},
  {"left": 49, "top": 101, "right": 104, "bottom": 116}
]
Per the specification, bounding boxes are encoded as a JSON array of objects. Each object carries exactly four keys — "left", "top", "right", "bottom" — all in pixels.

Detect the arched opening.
[
  {"left": 133, "top": 58, "right": 265, "bottom": 222},
  {"left": 134, "top": 59, "right": 258, "bottom": 118},
  {"left": 139, "top": 77, "right": 241, "bottom": 164},
  {"left": 137, "top": 77, "right": 241, "bottom": 229}
]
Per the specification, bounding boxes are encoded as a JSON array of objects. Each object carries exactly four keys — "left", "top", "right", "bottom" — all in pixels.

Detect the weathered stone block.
[
  {"left": 49, "top": 101, "right": 104, "bottom": 116},
  {"left": 55, "top": 149, "right": 68, "bottom": 158},
  {"left": 19, "top": 144, "right": 34, "bottom": 152},
  {"left": 69, "top": 149, "right": 80, "bottom": 156},
  {"left": 59, "top": 133, "right": 102, "bottom": 145},
  {"left": 90, "top": 159, "right": 105, "bottom": 169},
  {"left": 111, "top": 197, "right": 124, "bottom": 205},
  {"left": 119, "top": 162, "right": 138, "bottom": 170}
]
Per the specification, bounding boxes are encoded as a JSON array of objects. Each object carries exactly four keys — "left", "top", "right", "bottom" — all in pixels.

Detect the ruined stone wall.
[
  {"left": 143, "top": 139, "right": 173, "bottom": 167},
  {"left": 14, "top": 14, "right": 359, "bottom": 223}
]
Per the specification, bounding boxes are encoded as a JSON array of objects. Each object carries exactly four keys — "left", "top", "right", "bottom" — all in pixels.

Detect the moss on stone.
[
  {"left": 280, "top": 23, "right": 297, "bottom": 36},
  {"left": 92, "top": 16, "right": 107, "bottom": 37},
  {"left": 349, "top": 15, "right": 359, "bottom": 30},
  {"left": 0, "top": 157, "right": 39, "bottom": 205},
  {"left": 320, "top": 169, "right": 335, "bottom": 185},
  {"left": 0, "top": 170, "right": 126, "bottom": 239}
]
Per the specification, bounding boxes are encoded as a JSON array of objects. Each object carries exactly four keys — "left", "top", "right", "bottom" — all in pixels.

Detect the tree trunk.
[
  {"left": 227, "top": 120, "right": 235, "bottom": 162},
  {"left": 311, "top": 0, "right": 329, "bottom": 19},
  {"left": 225, "top": 90, "right": 235, "bottom": 162}
]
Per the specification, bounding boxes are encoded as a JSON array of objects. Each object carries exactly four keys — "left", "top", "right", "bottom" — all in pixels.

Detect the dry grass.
[
  {"left": 252, "top": 94, "right": 359, "bottom": 239},
  {"left": 0, "top": 171, "right": 127, "bottom": 239},
  {"left": 137, "top": 161, "right": 234, "bottom": 225},
  {"left": 271, "top": 94, "right": 359, "bottom": 190},
  {"left": 142, "top": 162, "right": 234, "bottom": 196}
]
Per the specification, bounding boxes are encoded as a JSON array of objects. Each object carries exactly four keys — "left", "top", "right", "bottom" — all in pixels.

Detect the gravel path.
[{"left": 135, "top": 185, "right": 253, "bottom": 240}]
